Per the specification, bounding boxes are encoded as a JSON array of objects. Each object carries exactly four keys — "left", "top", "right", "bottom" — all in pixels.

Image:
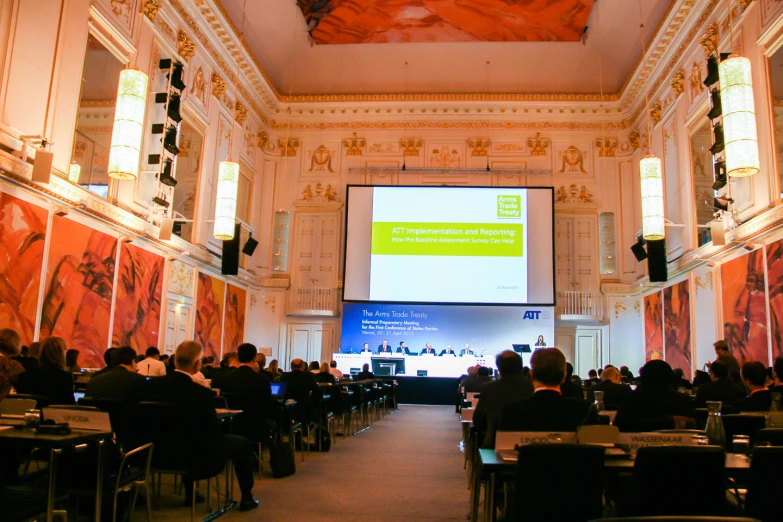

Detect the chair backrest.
[
  {"left": 78, "top": 397, "right": 131, "bottom": 441},
  {"left": 754, "top": 428, "right": 783, "bottom": 447},
  {"left": 744, "top": 446, "right": 783, "bottom": 521},
  {"left": 133, "top": 401, "right": 191, "bottom": 470},
  {"left": 514, "top": 443, "right": 605, "bottom": 522},
  {"left": 591, "top": 517, "right": 763, "bottom": 521},
  {"left": 722, "top": 414, "right": 767, "bottom": 448},
  {"left": 0, "top": 398, "right": 36, "bottom": 415},
  {"left": 632, "top": 446, "right": 726, "bottom": 516},
  {"left": 8, "top": 393, "right": 50, "bottom": 408}
]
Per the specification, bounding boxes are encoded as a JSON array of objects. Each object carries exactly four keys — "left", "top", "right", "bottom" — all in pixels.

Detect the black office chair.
[
  {"left": 631, "top": 446, "right": 727, "bottom": 517},
  {"left": 513, "top": 444, "right": 606, "bottom": 522},
  {"left": 7, "top": 393, "right": 51, "bottom": 408},
  {"left": 77, "top": 397, "right": 130, "bottom": 443},
  {"left": 722, "top": 415, "right": 767, "bottom": 449},
  {"left": 753, "top": 428, "right": 783, "bottom": 446},
  {"left": 744, "top": 446, "right": 783, "bottom": 522}
]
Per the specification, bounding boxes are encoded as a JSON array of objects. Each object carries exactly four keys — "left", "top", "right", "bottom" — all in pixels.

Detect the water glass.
[
  {"left": 23, "top": 409, "right": 40, "bottom": 430},
  {"left": 732, "top": 435, "right": 751, "bottom": 455}
]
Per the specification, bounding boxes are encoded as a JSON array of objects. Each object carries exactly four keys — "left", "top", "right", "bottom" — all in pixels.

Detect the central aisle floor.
[{"left": 161, "top": 405, "right": 469, "bottom": 521}]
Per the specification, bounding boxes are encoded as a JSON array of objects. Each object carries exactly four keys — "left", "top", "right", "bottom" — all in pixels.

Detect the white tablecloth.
[{"left": 334, "top": 354, "right": 494, "bottom": 378}]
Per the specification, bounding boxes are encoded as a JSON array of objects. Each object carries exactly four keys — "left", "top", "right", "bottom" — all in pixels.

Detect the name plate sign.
[
  {"left": 495, "top": 431, "right": 576, "bottom": 451},
  {"left": 617, "top": 432, "right": 699, "bottom": 452},
  {"left": 42, "top": 408, "right": 111, "bottom": 431}
]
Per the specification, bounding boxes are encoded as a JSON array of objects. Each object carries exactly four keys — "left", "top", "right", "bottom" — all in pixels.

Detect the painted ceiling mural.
[{"left": 298, "top": 0, "right": 596, "bottom": 45}]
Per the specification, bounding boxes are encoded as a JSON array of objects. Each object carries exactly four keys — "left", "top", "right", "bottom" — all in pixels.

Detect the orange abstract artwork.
[
  {"left": 721, "top": 250, "right": 769, "bottom": 365},
  {"left": 111, "top": 243, "right": 164, "bottom": 352},
  {"left": 767, "top": 238, "right": 783, "bottom": 359},
  {"left": 40, "top": 216, "right": 116, "bottom": 368},
  {"left": 195, "top": 272, "right": 225, "bottom": 359},
  {"left": 644, "top": 291, "right": 663, "bottom": 362},
  {"left": 0, "top": 193, "right": 48, "bottom": 345},
  {"left": 223, "top": 284, "right": 247, "bottom": 354},
  {"left": 300, "top": 0, "right": 595, "bottom": 44},
  {"left": 663, "top": 280, "right": 692, "bottom": 377}
]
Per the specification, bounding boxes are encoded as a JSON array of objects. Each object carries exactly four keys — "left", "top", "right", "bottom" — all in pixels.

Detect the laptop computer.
[{"left": 270, "top": 381, "right": 287, "bottom": 399}]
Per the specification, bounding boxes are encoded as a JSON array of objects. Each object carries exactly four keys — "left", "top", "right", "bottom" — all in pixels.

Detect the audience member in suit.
[
  {"left": 316, "top": 362, "right": 337, "bottom": 384},
  {"left": 619, "top": 365, "right": 635, "bottom": 384},
  {"left": 461, "top": 366, "right": 492, "bottom": 393},
  {"left": 218, "top": 343, "right": 276, "bottom": 443},
  {"left": 560, "top": 362, "right": 584, "bottom": 399},
  {"left": 15, "top": 336, "right": 74, "bottom": 405},
  {"left": 585, "top": 369, "right": 600, "bottom": 386},
  {"left": 140, "top": 341, "right": 258, "bottom": 511},
  {"left": 614, "top": 360, "right": 696, "bottom": 432},
  {"left": 267, "top": 359, "right": 282, "bottom": 381},
  {"left": 395, "top": 342, "right": 410, "bottom": 355},
  {"left": 159, "top": 354, "right": 170, "bottom": 374},
  {"left": 589, "top": 367, "right": 633, "bottom": 409},
  {"left": 0, "top": 328, "right": 25, "bottom": 401},
  {"left": 308, "top": 361, "right": 321, "bottom": 374},
  {"left": 91, "top": 348, "right": 117, "bottom": 378},
  {"left": 707, "top": 340, "right": 741, "bottom": 382},
  {"left": 359, "top": 343, "right": 372, "bottom": 354},
  {"left": 421, "top": 343, "right": 437, "bottom": 356},
  {"left": 254, "top": 353, "right": 275, "bottom": 381},
  {"left": 377, "top": 340, "right": 393, "bottom": 354},
  {"left": 282, "top": 358, "right": 323, "bottom": 398},
  {"left": 356, "top": 363, "right": 375, "bottom": 380},
  {"left": 210, "top": 352, "right": 241, "bottom": 389},
  {"left": 769, "top": 357, "right": 783, "bottom": 394},
  {"left": 200, "top": 356, "right": 219, "bottom": 380},
  {"left": 439, "top": 345, "right": 456, "bottom": 356},
  {"left": 672, "top": 368, "right": 693, "bottom": 390},
  {"left": 733, "top": 361, "right": 772, "bottom": 412},
  {"left": 65, "top": 349, "right": 81, "bottom": 374},
  {"left": 328, "top": 360, "right": 343, "bottom": 380},
  {"left": 136, "top": 347, "right": 167, "bottom": 377},
  {"left": 11, "top": 340, "right": 40, "bottom": 371},
  {"left": 86, "top": 346, "right": 146, "bottom": 401},
  {"left": 694, "top": 360, "right": 746, "bottom": 408},
  {"left": 473, "top": 350, "right": 534, "bottom": 448},
  {"left": 500, "top": 348, "right": 598, "bottom": 432},
  {"left": 460, "top": 344, "right": 476, "bottom": 356}
]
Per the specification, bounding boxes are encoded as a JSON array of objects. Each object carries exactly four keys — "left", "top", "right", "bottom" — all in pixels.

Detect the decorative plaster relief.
[
  {"left": 670, "top": 70, "right": 685, "bottom": 96},
  {"left": 614, "top": 301, "right": 627, "bottom": 320},
  {"left": 555, "top": 184, "right": 594, "bottom": 204},
  {"left": 343, "top": 134, "right": 366, "bottom": 156},
  {"left": 303, "top": 144, "right": 338, "bottom": 174},
  {"left": 177, "top": 30, "right": 195, "bottom": 61},
  {"left": 649, "top": 102, "right": 662, "bottom": 125},
  {"left": 595, "top": 139, "right": 617, "bottom": 158},
  {"left": 234, "top": 102, "right": 248, "bottom": 124},
  {"left": 689, "top": 61, "right": 705, "bottom": 103},
  {"left": 367, "top": 141, "right": 400, "bottom": 154},
  {"left": 428, "top": 143, "right": 463, "bottom": 168},
  {"left": 143, "top": 0, "right": 161, "bottom": 21},
  {"left": 467, "top": 138, "right": 490, "bottom": 157},
  {"left": 168, "top": 260, "right": 195, "bottom": 296},
  {"left": 400, "top": 138, "right": 423, "bottom": 156},
  {"left": 211, "top": 73, "right": 227, "bottom": 98},
  {"left": 492, "top": 142, "right": 526, "bottom": 154},
  {"left": 556, "top": 144, "right": 589, "bottom": 174},
  {"left": 527, "top": 134, "right": 549, "bottom": 156},
  {"left": 300, "top": 182, "right": 339, "bottom": 202},
  {"left": 694, "top": 271, "right": 714, "bottom": 296},
  {"left": 700, "top": 23, "right": 719, "bottom": 56},
  {"left": 278, "top": 138, "right": 300, "bottom": 157}
]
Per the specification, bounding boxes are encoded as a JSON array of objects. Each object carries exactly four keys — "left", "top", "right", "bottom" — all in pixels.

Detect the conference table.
[{"left": 334, "top": 353, "right": 493, "bottom": 378}]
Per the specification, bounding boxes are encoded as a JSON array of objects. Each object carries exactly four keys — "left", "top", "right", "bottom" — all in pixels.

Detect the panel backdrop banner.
[
  {"left": 766, "top": 238, "right": 783, "bottom": 360},
  {"left": 40, "top": 216, "right": 117, "bottom": 368},
  {"left": 0, "top": 193, "right": 48, "bottom": 345},
  {"left": 663, "top": 280, "right": 692, "bottom": 376},
  {"left": 195, "top": 272, "right": 225, "bottom": 359},
  {"left": 643, "top": 291, "right": 663, "bottom": 361},
  {"left": 721, "top": 250, "right": 769, "bottom": 364},
  {"left": 111, "top": 243, "right": 164, "bottom": 351},
  {"left": 223, "top": 284, "right": 246, "bottom": 355},
  {"left": 340, "top": 303, "right": 554, "bottom": 359}
]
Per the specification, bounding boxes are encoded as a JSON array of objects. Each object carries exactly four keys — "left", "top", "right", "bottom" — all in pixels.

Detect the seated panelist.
[
  {"left": 377, "top": 339, "right": 393, "bottom": 353},
  {"left": 421, "top": 343, "right": 437, "bottom": 356},
  {"left": 439, "top": 345, "right": 456, "bottom": 356},
  {"left": 360, "top": 343, "right": 373, "bottom": 354},
  {"left": 460, "top": 344, "right": 475, "bottom": 356},
  {"left": 396, "top": 342, "right": 410, "bottom": 355}
]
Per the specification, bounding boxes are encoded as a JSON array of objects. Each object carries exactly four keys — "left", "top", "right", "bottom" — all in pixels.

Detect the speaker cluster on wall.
[
  {"left": 221, "top": 225, "right": 258, "bottom": 275},
  {"left": 630, "top": 235, "right": 668, "bottom": 283}
]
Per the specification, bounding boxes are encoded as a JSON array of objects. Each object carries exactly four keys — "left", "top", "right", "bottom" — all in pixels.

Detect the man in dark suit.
[
  {"left": 377, "top": 340, "right": 392, "bottom": 354},
  {"left": 589, "top": 366, "right": 633, "bottom": 408},
  {"left": 500, "top": 348, "right": 598, "bottom": 432},
  {"left": 254, "top": 352, "right": 275, "bottom": 381},
  {"left": 357, "top": 363, "right": 375, "bottom": 380},
  {"left": 217, "top": 343, "right": 275, "bottom": 442},
  {"left": 396, "top": 342, "right": 410, "bottom": 355},
  {"left": 420, "top": 343, "right": 437, "bottom": 356},
  {"left": 140, "top": 341, "right": 258, "bottom": 511},
  {"left": 86, "top": 346, "right": 146, "bottom": 401},
  {"left": 560, "top": 362, "right": 584, "bottom": 399},
  {"left": 473, "top": 350, "right": 534, "bottom": 448},
  {"left": 281, "top": 358, "right": 322, "bottom": 398},
  {"left": 694, "top": 360, "right": 746, "bottom": 408},
  {"left": 439, "top": 344, "right": 456, "bottom": 356},
  {"left": 733, "top": 361, "right": 772, "bottom": 412},
  {"left": 460, "top": 344, "right": 476, "bottom": 356},
  {"left": 772, "top": 357, "right": 783, "bottom": 394},
  {"left": 708, "top": 340, "right": 741, "bottom": 382},
  {"left": 91, "top": 348, "right": 117, "bottom": 378},
  {"left": 585, "top": 369, "right": 600, "bottom": 386},
  {"left": 210, "top": 352, "right": 241, "bottom": 389},
  {"left": 360, "top": 343, "right": 373, "bottom": 354}
]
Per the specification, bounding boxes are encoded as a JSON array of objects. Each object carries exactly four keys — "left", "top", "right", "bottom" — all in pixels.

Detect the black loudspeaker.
[
  {"left": 631, "top": 239, "right": 648, "bottom": 262},
  {"left": 242, "top": 234, "right": 259, "bottom": 256},
  {"left": 221, "top": 223, "right": 241, "bottom": 275},
  {"left": 646, "top": 239, "right": 668, "bottom": 283}
]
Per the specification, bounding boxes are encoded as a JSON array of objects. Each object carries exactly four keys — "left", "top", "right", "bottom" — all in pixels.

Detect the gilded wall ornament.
[
  {"left": 629, "top": 131, "right": 641, "bottom": 151},
  {"left": 244, "top": 129, "right": 255, "bottom": 154},
  {"left": 308, "top": 145, "right": 334, "bottom": 172},
  {"left": 737, "top": 0, "right": 753, "bottom": 10},
  {"left": 278, "top": 138, "right": 300, "bottom": 157},
  {"left": 258, "top": 131, "right": 268, "bottom": 150},
  {"left": 168, "top": 260, "right": 195, "bottom": 297},
  {"left": 156, "top": 18, "right": 176, "bottom": 43},
  {"left": 110, "top": 0, "right": 130, "bottom": 17},
  {"left": 527, "top": 133, "right": 549, "bottom": 156},
  {"left": 235, "top": 101, "right": 248, "bottom": 124},
  {"left": 343, "top": 133, "right": 366, "bottom": 156},
  {"left": 689, "top": 62, "right": 705, "bottom": 101},
  {"left": 142, "top": 0, "right": 162, "bottom": 21},
  {"left": 300, "top": 182, "right": 339, "bottom": 202},
  {"left": 700, "top": 23, "right": 719, "bottom": 56},
  {"left": 190, "top": 66, "right": 206, "bottom": 104},
  {"left": 177, "top": 30, "right": 195, "bottom": 61},
  {"left": 72, "top": 141, "right": 86, "bottom": 159},
  {"left": 614, "top": 301, "right": 627, "bottom": 320},
  {"left": 649, "top": 102, "right": 662, "bottom": 125},
  {"left": 467, "top": 138, "right": 491, "bottom": 157},
  {"left": 400, "top": 138, "right": 423, "bottom": 156},
  {"left": 670, "top": 70, "right": 685, "bottom": 96},
  {"left": 558, "top": 146, "right": 587, "bottom": 173},
  {"left": 694, "top": 271, "right": 714, "bottom": 296},
  {"left": 211, "top": 73, "right": 226, "bottom": 97},
  {"left": 430, "top": 145, "right": 461, "bottom": 168},
  {"left": 555, "top": 184, "right": 594, "bottom": 204},
  {"left": 595, "top": 139, "right": 617, "bottom": 158},
  {"left": 262, "top": 296, "right": 276, "bottom": 313}
]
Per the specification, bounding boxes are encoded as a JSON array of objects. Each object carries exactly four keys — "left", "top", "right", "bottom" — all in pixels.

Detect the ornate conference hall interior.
[{"left": 3, "top": 0, "right": 783, "bottom": 520}]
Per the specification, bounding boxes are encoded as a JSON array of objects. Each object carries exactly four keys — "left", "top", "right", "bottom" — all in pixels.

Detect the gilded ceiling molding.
[
  {"left": 527, "top": 134, "right": 550, "bottom": 156},
  {"left": 142, "top": 0, "right": 162, "bottom": 21},
  {"left": 177, "top": 30, "right": 195, "bottom": 61},
  {"left": 400, "top": 138, "right": 423, "bottom": 156},
  {"left": 595, "top": 138, "right": 617, "bottom": 157},
  {"left": 280, "top": 92, "right": 619, "bottom": 103},
  {"left": 278, "top": 138, "right": 300, "bottom": 157},
  {"left": 649, "top": 102, "right": 662, "bottom": 124},
  {"left": 737, "top": 0, "right": 753, "bottom": 11},
  {"left": 235, "top": 101, "right": 248, "bottom": 124},
  {"left": 343, "top": 133, "right": 366, "bottom": 156},
  {"left": 700, "top": 23, "right": 719, "bottom": 56},
  {"left": 629, "top": 131, "right": 641, "bottom": 151},
  {"left": 670, "top": 70, "right": 685, "bottom": 96},
  {"left": 211, "top": 72, "right": 227, "bottom": 98},
  {"left": 257, "top": 131, "right": 268, "bottom": 150},
  {"left": 467, "top": 138, "right": 490, "bottom": 157}
]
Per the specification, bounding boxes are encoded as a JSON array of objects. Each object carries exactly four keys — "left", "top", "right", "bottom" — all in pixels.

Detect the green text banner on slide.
[{"left": 368, "top": 186, "right": 530, "bottom": 304}]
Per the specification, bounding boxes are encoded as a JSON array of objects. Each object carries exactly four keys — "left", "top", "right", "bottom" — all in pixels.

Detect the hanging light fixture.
[
  {"left": 68, "top": 161, "right": 81, "bottom": 183},
  {"left": 108, "top": 69, "right": 148, "bottom": 180},
  {"left": 636, "top": 0, "right": 665, "bottom": 240},
  {"left": 719, "top": 54, "right": 759, "bottom": 177}
]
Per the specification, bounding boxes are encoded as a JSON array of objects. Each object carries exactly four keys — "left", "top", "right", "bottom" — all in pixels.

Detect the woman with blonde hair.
[
  {"left": 316, "top": 361, "right": 337, "bottom": 384},
  {"left": 15, "top": 336, "right": 74, "bottom": 405}
]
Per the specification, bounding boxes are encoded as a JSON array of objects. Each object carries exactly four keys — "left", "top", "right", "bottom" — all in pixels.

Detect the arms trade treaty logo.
[{"left": 522, "top": 310, "right": 552, "bottom": 320}]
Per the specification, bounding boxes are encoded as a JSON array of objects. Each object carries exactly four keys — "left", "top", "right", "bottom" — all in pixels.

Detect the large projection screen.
[{"left": 343, "top": 185, "right": 555, "bottom": 305}]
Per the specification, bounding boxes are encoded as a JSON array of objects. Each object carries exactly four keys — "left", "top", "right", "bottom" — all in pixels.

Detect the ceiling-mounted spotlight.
[
  {"left": 714, "top": 196, "right": 733, "bottom": 211},
  {"left": 152, "top": 195, "right": 170, "bottom": 208},
  {"left": 169, "top": 62, "right": 186, "bottom": 91},
  {"left": 742, "top": 242, "right": 760, "bottom": 252},
  {"left": 167, "top": 93, "right": 182, "bottom": 123},
  {"left": 707, "top": 88, "right": 722, "bottom": 120},
  {"left": 158, "top": 158, "right": 177, "bottom": 187},
  {"left": 704, "top": 55, "right": 720, "bottom": 87},
  {"left": 710, "top": 123, "right": 725, "bottom": 155},
  {"left": 631, "top": 237, "right": 648, "bottom": 262},
  {"left": 712, "top": 160, "right": 727, "bottom": 190},
  {"left": 163, "top": 126, "right": 179, "bottom": 155},
  {"left": 242, "top": 233, "right": 259, "bottom": 256}
]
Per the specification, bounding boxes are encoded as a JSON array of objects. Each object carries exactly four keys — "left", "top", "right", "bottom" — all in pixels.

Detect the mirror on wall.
[
  {"left": 171, "top": 121, "right": 204, "bottom": 243},
  {"left": 770, "top": 46, "right": 783, "bottom": 199},
  {"left": 690, "top": 120, "right": 715, "bottom": 247},
  {"left": 71, "top": 36, "right": 124, "bottom": 198}
]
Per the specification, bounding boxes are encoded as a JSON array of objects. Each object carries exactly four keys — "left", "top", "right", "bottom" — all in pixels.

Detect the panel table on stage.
[{"left": 334, "top": 354, "right": 492, "bottom": 378}]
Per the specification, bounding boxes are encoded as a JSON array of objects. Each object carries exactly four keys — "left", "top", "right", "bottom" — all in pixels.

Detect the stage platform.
[
  {"left": 334, "top": 353, "right": 492, "bottom": 378},
  {"left": 395, "top": 375, "right": 462, "bottom": 406}
]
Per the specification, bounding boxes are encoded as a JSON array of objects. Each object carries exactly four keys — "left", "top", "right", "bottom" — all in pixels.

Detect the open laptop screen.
[{"left": 270, "top": 382, "right": 287, "bottom": 398}]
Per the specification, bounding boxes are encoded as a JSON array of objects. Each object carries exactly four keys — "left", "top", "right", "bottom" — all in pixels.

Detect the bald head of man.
[{"left": 175, "top": 341, "right": 203, "bottom": 374}]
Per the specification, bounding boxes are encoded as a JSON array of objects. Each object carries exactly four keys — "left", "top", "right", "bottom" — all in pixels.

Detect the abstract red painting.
[
  {"left": 40, "top": 216, "right": 116, "bottom": 368},
  {"left": 664, "top": 280, "right": 692, "bottom": 377},
  {"left": 111, "top": 243, "right": 164, "bottom": 352},
  {"left": 0, "top": 192, "right": 48, "bottom": 345},
  {"left": 644, "top": 291, "right": 663, "bottom": 362},
  {"left": 721, "top": 250, "right": 769, "bottom": 365},
  {"left": 766, "top": 239, "right": 783, "bottom": 359},
  {"left": 223, "top": 284, "right": 246, "bottom": 354},
  {"left": 195, "top": 272, "right": 225, "bottom": 359}
]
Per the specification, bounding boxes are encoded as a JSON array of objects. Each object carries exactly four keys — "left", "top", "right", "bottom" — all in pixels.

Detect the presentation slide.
[
  {"left": 343, "top": 185, "right": 554, "bottom": 305},
  {"left": 340, "top": 302, "right": 555, "bottom": 361}
]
